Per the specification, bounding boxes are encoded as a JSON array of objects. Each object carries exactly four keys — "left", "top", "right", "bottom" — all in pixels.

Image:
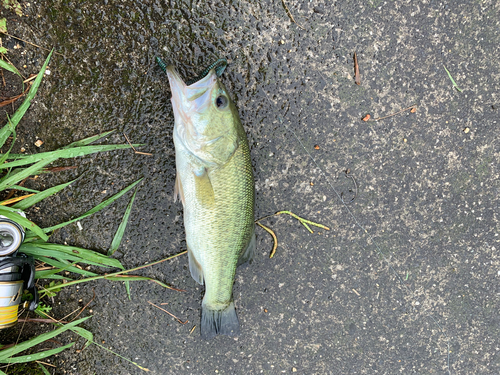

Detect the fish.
[{"left": 158, "top": 57, "right": 255, "bottom": 339}]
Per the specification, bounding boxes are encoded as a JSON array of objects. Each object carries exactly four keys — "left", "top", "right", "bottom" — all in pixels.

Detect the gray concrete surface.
[{"left": 1, "top": 0, "right": 499, "bottom": 374}]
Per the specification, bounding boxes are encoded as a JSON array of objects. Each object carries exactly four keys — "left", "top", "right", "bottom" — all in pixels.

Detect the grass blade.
[
  {"left": 104, "top": 275, "right": 156, "bottom": 282},
  {"left": 20, "top": 246, "right": 116, "bottom": 269},
  {"left": 107, "top": 182, "right": 139, "bottom": 297},
  {"left": 0, "top": 206, "right": 48, "bottom": 241},
  {"left": 0, "top": 117, "right": 16, "bottom": 165},
  {"left": 0, "top": 122, "right": 13, "bottom": 152},
  {"left": 12, "top": 179, "right": 75, "bottom": 210},
  {"left": 0, "top": 316, "right": 90, "bottom": 360},
  {"left": 1, "top": 144, "right": 140, "bottom": 169},
  {"left": 105, "top": 275, "right": 172, "bottom": 289},
  {"left": 0, "top": 343, "right": 74, "bottom": 364},
  {"left": 34, "top": 257, "right": 97, "bottom": 278},
  {"left": 62, "top": 130, "right": 116, "bottom": 149},
  {"left": 38, "top": 363, "right": 51, "bottom": 375},
  {"left": 0, "top": 50, "right": 53, "bottom": 148},
  {"left": 20, "top": 243, "right": 122, "bottom": 269},
  {"left": 70, "top": 327, "right": 93, "bottom": 348},
  {"left": 0, "top": 157, "right": 58, "bottom": 191},
  {"left": 108, "top": 186, "right": 139, "bottom": 256},
  {"left": 443, "top": 65, "right": 462, "bottom": 92},
  {"left": 0, "top": 59, "right": 22, "bottom": 79},
  {"left": 40, "top": 251, "right": 187, "bottom": 295},
  {"left": 124, "top": 279, "right": 131, "bottom": 300},
  {"left": 88, "top": 340, "right": 150, "bottom": 372},
  {"left": 34, "top": 271, "right": 72, "bottom": 280},
  {"left": 5, "top": 185, "right": 40, "bottom": 193},
  {"left": 42, "top": 178, "right": 143, "bottom": 233},
  {"left": 32, "top": 243, "right": 122, "bottom": 268}
]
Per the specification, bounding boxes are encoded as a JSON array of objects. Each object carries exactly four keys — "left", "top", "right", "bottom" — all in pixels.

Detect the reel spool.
[{"left": 0, "top": 217, "right": 37, "bottom": 329}]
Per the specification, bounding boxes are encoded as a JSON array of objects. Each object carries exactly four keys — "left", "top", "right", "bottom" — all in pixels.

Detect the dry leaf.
[{"left": 354, "top": 52, "right": 361, "bottom": 85}]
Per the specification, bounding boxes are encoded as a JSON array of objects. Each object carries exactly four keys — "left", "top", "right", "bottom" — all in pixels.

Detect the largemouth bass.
[{"left": 157, "top": 58, "right": 255, "bottom": 339}]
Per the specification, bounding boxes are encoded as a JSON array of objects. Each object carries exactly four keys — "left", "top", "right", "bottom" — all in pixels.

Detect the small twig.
[
  {"left": 354, "top": 52, "right": 361, "bottom": 85},
  {"left": 352, "top": 289, "right": 360, "bottom": 297},
  {"left": 0, "top": 343, "right": 15, "bottom": 351},
  {"left": 147, "top": 301, "right": 188, "bottom": 324},
  {"left": 18, "top": 318, "right": 69, "bottom": 324},
  {"left": 150, "top": 281, "right": 184, "bottom": 292},
  {"left": 1, "top": 32, "right": 67, "bottom": 58},
  {"left": 256, "top": 222, "right": 278, "bottom": 258},
  {"left": 41, "top": 251, "right": 188, "bottom": 294},
  {"left": 35, "top": 361, "right": 56, "bottom": 368},
  {"left": 189, "top": 325, "right": 196, "bottom": 334},
  {"left": 365, "top": 105, "right": 417, "bottom": 122},
  {"left": 43, "top": 166, "right": 78, "bottom": 173},
  {"left": 35, "top": 310, "right": 62, "bottom": 324},
  {"left": 281, "top": 0, "right": 306, "bottom": 30},
  {"left": 1, "top": 64, "right": 5, "bottom": 87},
  {"left": 34, "top": 266, "right": 56, "bottom": 271},
  {"left": 0, "top": 193, "right": 35, "bottom": 206},
  {"left": 0, "top": 85, "right": 30, "bottom": 107},
  {"left": 46, "top": 338, "right": 63, "bottom": 346},
  {"left": 109, "top": 274, "right": 186, "bottom": 292},
  {"left": 123, "top": 133, "right": 152, "bottom": 156},
  {"left": 23, "top": 74, "right": 38, "bottom": 84},
  {"left": 4, "top": 177, "right": 29, "bottom": 200},
  {"left": 70, "top": 289, "right": 96, "bottom": 322},
  {"left": 123, "top": 133, "right": 137, "bottom": 152}
]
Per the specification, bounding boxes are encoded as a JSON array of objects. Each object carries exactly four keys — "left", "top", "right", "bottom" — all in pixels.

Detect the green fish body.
[{"left": 163, "top": 60, "right": 255, "bottom": 339}]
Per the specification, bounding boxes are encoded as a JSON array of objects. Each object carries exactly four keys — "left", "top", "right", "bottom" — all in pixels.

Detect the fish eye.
[{"left": 215, "top": 95, "right": 228, "bottom": 109}]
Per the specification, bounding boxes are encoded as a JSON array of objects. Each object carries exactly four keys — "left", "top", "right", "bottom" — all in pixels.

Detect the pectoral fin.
[
  {"left": 174, "top": 172, "right": 185, "bottom": 206},
  {"left": 193, "top": 168, "right": 215, "bottom": 206}
]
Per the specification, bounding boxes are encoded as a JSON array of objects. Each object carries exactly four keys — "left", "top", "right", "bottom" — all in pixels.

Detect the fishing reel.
[{"left": 0, "top": 215, "right": 38, "bottom": 329}]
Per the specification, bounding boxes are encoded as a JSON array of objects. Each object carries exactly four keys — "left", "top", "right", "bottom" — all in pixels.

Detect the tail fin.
[{"left": 201, "top": 301, "right": 240, "bottom": 340}]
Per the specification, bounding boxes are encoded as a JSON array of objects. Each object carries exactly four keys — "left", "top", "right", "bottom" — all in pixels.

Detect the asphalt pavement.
[{"left": 2, "top": 0, "right": 499, "bottom": 374}]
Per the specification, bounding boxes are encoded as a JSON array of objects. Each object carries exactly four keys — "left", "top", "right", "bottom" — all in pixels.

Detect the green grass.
[
  {"left": 1, "top": 2, "right": 22, "bottom": 17},
  {"left": 443, "top": 65, "right": 463, "bottom": 92},
  {"left": 0, "top": 50, "right": 158, "bottom": 373}
]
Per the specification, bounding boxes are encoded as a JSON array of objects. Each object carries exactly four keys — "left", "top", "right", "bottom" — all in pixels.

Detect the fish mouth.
[
  {"left": 165, "top": 66, "right": 187, "bottom": 100},
  {"left": 166, "top": 66, "right": 217, "bottom": 109},
  {"left": 167, "top": 66, "right": 221, "bottom": 153}
]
